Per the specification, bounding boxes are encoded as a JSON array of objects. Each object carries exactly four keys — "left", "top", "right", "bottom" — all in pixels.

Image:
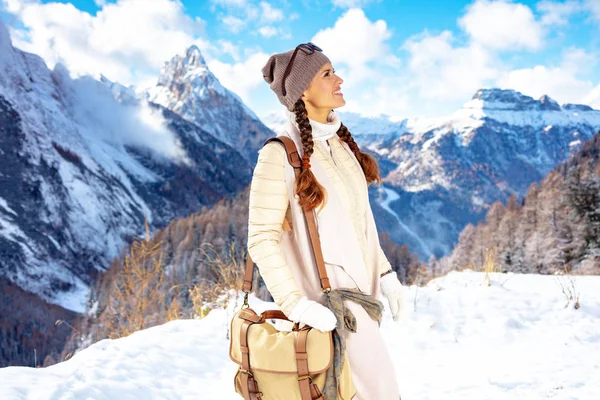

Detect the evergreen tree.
[{"left": 566, "top": 166, "right": 600, "bottom": 258}]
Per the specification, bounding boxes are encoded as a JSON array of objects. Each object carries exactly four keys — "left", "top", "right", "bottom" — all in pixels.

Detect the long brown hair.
[{"left": 292, "top": 99, "right": 382, "bottom": 211}]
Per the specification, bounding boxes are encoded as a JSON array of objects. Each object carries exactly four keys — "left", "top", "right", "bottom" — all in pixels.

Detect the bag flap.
[{"left": 229, "top": 309, "right": 333, "bottom": 374}]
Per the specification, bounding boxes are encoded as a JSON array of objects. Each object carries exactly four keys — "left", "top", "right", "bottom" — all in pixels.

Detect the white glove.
[
  {"left": 288, "top": 296, "right": 337, "bottom": 332},
  {"left": 380, "top": 273, "right": 404, "bottom": 322}
]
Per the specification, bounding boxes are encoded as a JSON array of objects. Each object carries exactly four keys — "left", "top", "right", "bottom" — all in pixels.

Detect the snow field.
[{"left": 0, "top": 271, "right": 598, "bottom": 400}]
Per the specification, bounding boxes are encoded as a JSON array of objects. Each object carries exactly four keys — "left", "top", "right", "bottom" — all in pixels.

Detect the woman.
[{"left": 247, "top": 42, "right": 403, "bottom": 399}]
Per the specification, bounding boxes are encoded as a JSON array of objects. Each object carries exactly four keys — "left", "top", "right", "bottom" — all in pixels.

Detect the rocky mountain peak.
[
  {"left": 146, "top": 44, "right": 271, "bottom": 162},
  {"left": 471, "top": 88, "right": 528, "bottom": 103},
  {"left": 155, "top": 45, "right": 215, "bottom": 90},
  {"left": 538, "top": 94, "right": 561, "bottom": 111},
  {"left": 563, "top": 103, "right": 595, "bottom": 112},
  {"left": 467, "top": 89, "right": 563, "bottom": 112},
  {"left": 184, "top": 45, "right": 207, "bottom": 68}
]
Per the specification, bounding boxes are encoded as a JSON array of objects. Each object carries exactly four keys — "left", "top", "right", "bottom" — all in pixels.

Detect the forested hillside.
[
  {"left": 441, "top": 133, "right": 600, "bottom": 275},
  {"left": 0, "top": 278, "right": 76, "bottom": 367}
]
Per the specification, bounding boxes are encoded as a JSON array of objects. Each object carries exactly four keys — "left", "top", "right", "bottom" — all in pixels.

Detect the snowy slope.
[
  {"left": 146, "top": 46, "right": 274, "bottom": 162},
  {"left": 1, "top": 271, "right": 598, "bottom": 399},
  {"left": 0, "top": 21, "right": 253, "bottom": 312}
]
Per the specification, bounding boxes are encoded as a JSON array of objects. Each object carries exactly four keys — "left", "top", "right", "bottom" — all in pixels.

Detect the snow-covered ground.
[{"left": 1, "top": 271, "right": 598, "bottom": 399}]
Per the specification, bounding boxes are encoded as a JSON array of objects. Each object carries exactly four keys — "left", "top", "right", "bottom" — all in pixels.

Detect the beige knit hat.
[{"left": 262, "top": 42, "right": 331, "bottom": 111}]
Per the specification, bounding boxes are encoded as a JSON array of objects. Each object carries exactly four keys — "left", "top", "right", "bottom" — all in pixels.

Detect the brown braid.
[
  {"left": 336, "top": 123, "right": 382, "bottom": 186},
  {"left": 292, "top": 99, "right": 327, "bottom": 211}
]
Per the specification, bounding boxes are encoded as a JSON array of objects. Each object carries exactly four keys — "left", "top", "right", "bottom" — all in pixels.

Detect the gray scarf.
[{"left": 319, "top": 288, "right": 384, "bottom": 400}]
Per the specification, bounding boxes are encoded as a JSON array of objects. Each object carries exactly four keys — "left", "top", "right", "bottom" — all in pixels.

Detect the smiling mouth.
[{"left": 333, "top": 90, "right": 343, "bottom": 96}]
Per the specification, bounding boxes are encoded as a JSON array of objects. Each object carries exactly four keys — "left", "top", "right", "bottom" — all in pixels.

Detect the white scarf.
[{"left": 285, "top": 109, "right": 342, "bottom": 143}]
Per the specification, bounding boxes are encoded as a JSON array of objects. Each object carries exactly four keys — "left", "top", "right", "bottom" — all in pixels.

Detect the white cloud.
[
  {"left": 216, "top": 39, "right": 241, "bottom": 62},
  {"left": 212, "top": 0, "right": 286, "bottom": 36},
  {"left": 499, "top": 65, "right": 593, "bottom": 104},
  {"left": 2, "top": 0, "right": 209, "bottom": 85},
  {"left": 2, "top": 0, "right": 23, "bottom": 13},
  {"left": 497, "top": 47, "right": 595, "bottom": 105},
  {"left": 311, "top": 8, "right": 396, "bottom": 87},
  {"left": 258, "top": 26, "right": 277, "bottom": 37},
  {"left": 536, "top": 0, "right": 600, "bottom": 25},
  {"left": 583, "top": 0, "right": 600, "bottom": 21},
  {"left": 221, "top": 15, "right": 246, "bottom": 33},
  {"left": 259, "top": 1, "right": 283, "bottom": 23},
  {"left": 537, "top": 0, "right": 582, "bottom": 25},
  {"left": 459, "top": 0, "right": 544, "bottom": 51},
  {"left": 402, "top": 30, "right": 500, "bottom": 101},
  {"left": 208, "top": 51, "right": 270, "bottom": 104},
  {"left": 211, "top": 0, "right": 247, "bottom": 7},
  {"left": 583, "top": 84, "right": 600, "bottom": 109},
  {"left": 245, "top": 6, "right": 259, "bottom": 20},
  {"left": 331, "top": 0, "right": 377, "bottom": 8},
  {"left": 560, "top": 46, "right": 597, "bottom": 75}
]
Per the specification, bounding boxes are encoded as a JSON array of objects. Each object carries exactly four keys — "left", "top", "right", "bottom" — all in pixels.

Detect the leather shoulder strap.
[
  {"left": 243, "top": 136, "right": 331, "bottom": 295},
  {"left": 296, "top": 329, "right": 317, "bottom": 400},
  {"left": 239, "top": 317, "right": 262, "bottom": 399},
  {"left": 266, "top": 136, "right": 302, "bottom": 169}
]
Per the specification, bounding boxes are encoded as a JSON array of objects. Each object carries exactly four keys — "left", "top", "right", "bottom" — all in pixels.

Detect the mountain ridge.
[
  {"left": 146, "top": 45, "right": 273, "bottom": 162},
  {"left": 0, "top": 23, "right": 260, "bottom": 313}
]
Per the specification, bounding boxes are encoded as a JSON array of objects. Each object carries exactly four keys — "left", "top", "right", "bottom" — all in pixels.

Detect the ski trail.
[{"left": 378, "top": 185, "right": 433, "bottom": 258}]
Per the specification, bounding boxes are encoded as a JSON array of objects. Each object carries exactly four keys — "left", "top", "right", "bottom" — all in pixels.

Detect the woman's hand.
[
  {"left": 288, "top": 296, "right": 337, "bottom": 332},
  {"left": 380, "top": 273, "right": 404, "bottom": 322}
]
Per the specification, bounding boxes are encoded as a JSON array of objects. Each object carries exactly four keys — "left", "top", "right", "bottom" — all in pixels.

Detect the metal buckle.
[
  {"left": 239, "top": 368, "right": 253, "bottom": 377},
  {"left": 298, "top": 375, "right": 311, "bottom": 381},
  {"left": 242, "top": 292, "right": 249, "bottom": 308}
]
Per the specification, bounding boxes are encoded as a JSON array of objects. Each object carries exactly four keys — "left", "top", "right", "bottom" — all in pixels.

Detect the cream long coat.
[{"left": 247, "top": 113, "right": 400, "bottom": 400}]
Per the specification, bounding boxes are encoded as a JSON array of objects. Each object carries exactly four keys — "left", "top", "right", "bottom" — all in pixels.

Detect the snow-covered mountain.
[
  {"left": 0, "top": 22, "right": 262, "bottom": 312},
  {"left": 1, "top": 271, "right": 598, "bottom": 399},
  {"left": 262, "top": 90, "right": 600, "bottom": 261},
  {"left": 147, "top": 46, "right": 273, "bottom": 162}
]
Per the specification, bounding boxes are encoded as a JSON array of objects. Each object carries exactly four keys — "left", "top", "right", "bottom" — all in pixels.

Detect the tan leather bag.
[{"left": 229, "top": 136, "right": 356, "bottom": 400}]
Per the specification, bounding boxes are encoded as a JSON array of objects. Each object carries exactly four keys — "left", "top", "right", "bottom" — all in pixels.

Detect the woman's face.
[{"left": 301, "top": 62, "right": 345, "bottom": 113}]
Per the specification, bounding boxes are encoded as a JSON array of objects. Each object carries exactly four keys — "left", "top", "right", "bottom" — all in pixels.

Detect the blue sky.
[{"left": 1, "top": 0, "right": 600, "bottom": 118}]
